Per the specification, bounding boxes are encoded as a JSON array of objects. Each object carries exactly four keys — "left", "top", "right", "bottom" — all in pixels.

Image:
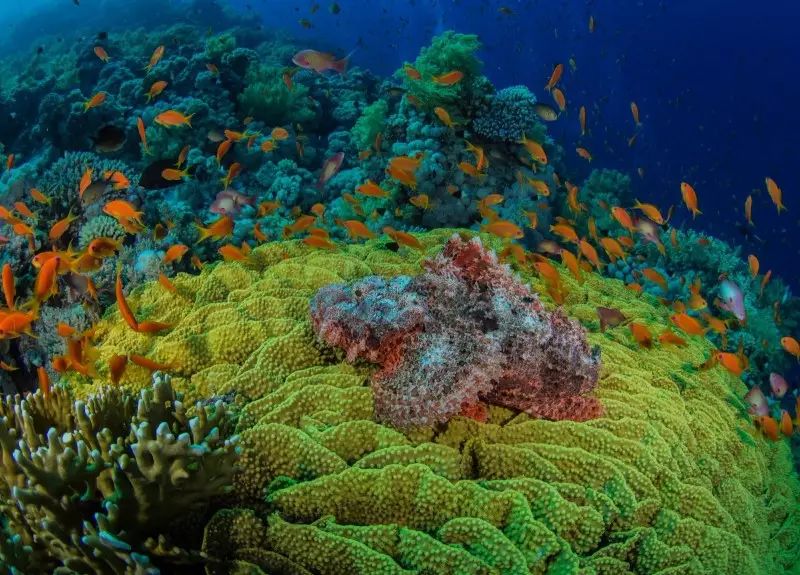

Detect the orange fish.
[
  {"left": 162, "top": 167, "right": 190, "bottom": 181},
  {"left": 599, "top": 237, "right": 625, "bottom": 262},
  {"left": 680, "top": 182, "right": 701, "bottom": 218},
  {"left": 609, "top": 207, "right": 633, "bottom": 233},
  {"left": 175, "top": 144, "right": 190, "bottom": 168},
  {"left": 383, "top": 226, "right": 424, "bottom": 250},
  {"left": 550, "top": 223, "right": 579, "bottom": 243},
  {"left": 432, "top": 70, "right": 464, "bottom": 85},
  {"left": 155, "top": 110, "right": 194, "bottom": 128},
  {"left": 579, "top": 106, "right": 587, "bottom": 136},
  {"left": 108, "top": 354, "right": 128, "bottom": 385},
  {"left": 260, "top": 139, "right": 276, "bottom": 153},
  {"left": 782, "top": 336, "right": 800, "bottom": 360},
  {"left": 544, "top": 63, "right": 563, "bottom": 91},
  {"left": 146, "top": 80, "right": 168, "bottom": 102},
  {"left": 403, "top": 64, "right": 421, "bottom": 80},
  {"left": 670, "top": 313, "right": 706, "bottom": 336},
  {"left": 757, "top": 416, "right": 779, "bottom": 441},
  {"left": 78, "top": 168, "right": 93, "bottom": 199},
  {"left": 34, "top": 256, "right": 60, "bottom": 302},
  {"left": 115, "top": 267, "right": 139, "bottom": 331},
  {"left": 282, "top": 68, "right": 297, "bottom": 90},
  {"left": 522, "top": 210, "right": 538, "bottom": 230},
  {"left": 781, "top": 411, "right": 793, "bottom": 436},
  {"left": 302, "top": 235, "right": 336, "bottom": 250},
  {"left": 716, "top": 351, "right": 745, "bottom": 377},
  {"left": 2, "top": 264, "right": 14, "bottom": 310},
  {"left": 30, "top": 188, "right": 52, "bottom": 206},
  {"left": 629, "top": 322, "right": 654, "bottom": 348},
  {"left": 744, "top": 194, "right": 753, "bottom": 225},
  {"left": 196, "top": 215, "right": 234, "bottom": 243},
  {"left": 338, "top": 219, "right": 374, "bottom": 240},
  {"left": 218, "top": 244, "right": 248, "bottom": 261},
  {"left": 356, "top": 180, "right": 390, "bottom": 198},
  {"left": 579, "top": 239, "right": 601, "bottom": 269},
  {"left": 560, "top": 248, "right": 582, "bottom": 282},
  {"left": 409, "top": 194, "right": 430, "bottom": 210},
  {"left": 93, "top": 46, "right": 110, "bottom": 62},
  {"left": 765, "top": 177, "right": 786, "bottom": 213},
  {"left": 163, "top": 244, "right": 189, "bottom": 264},
  {"left": 104, "top": 199, "right": 143, "bottom": 227},
  {"left": 87, "top": 237, "right": 122, "bottom": 259},
  {"left": 658, "top": 331, "right": 686, "bottom": 347},
  {"left": 206, "top": 63, "right": 219, "bottom": 76},
  {"left": 258, "top": 201, "right": 281, "bottom": 217},
  {"left": 37, "top": 366, "right": 50, "bottom": 398},
  {"left": 253, "top": 222, "right": 268, "bottom": 242},
  {"left": 137, "top": 117, "right": 149, "bottom": 155},
  {"left": 760, "top": 270, "right": 772, "bottom": 297},
  {"left": 482, "top": 220, "right": 524, "bottom": 239},
  {"left": 433, "top": 106, "right": 456, "bottom": 127},
  {"left": 575, "top": 147, "right": 592, "bottom": 162},
  {"left": 283, "top": 215, "right": 316, "bottom": 237},
  {"left": 145, "top": 45, "right": 165, "bottom": 73},
  {"left": 519, "top": 134, "right": 547, "bottom": 163},
  {"left": 630, "top": 101, "right": 641, "bottom": 126},
  {"left": 83, "top": 92, "right": 107, "bottom": 112},
  {"left": 48, "top": 211, "right": 78, "bottom": 242},
  {"left": 641, "top": 268, "right": 668, "bottom": 292},
  {"left": 748, "top": 254, "right": 759, "bottom": 278},
  {"left": 634, "top": 199, "right": 668, "bottom": 225},
  {"left": 104, "top": 170, "right": 130, "bottom": 191},
  {"left": 129, "top": 354, "right": 172, "bottom": 372},
  {"left": 13, "top": 202, "right": 34, "bottom": 219},
  {"left": 552, "top": 87, "right": 566, "bottom": 111}
]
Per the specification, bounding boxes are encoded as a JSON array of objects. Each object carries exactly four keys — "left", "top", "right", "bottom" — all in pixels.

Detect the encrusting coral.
[
  {"left": 311, "top": 234, "right": 602, "bottom": 426},
  {"left": 49, "top": 229, "right": 800, "bottom": 575}
]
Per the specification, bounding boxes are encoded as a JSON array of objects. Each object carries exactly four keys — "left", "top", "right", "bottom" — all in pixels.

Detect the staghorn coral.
[
  {"left": 64, "top": 230, "right": 800, "bottom": 574},
  {"left": 0, "top": 374, "right": 239, "bottom": 574},
  {"left": 311, "top": 234, "right": 602, "bottom": 427}
]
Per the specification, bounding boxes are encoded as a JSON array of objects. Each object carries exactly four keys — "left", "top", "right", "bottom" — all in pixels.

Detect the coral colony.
[{"left": 0, "top": 6, "right": 797, "bottom": 574}]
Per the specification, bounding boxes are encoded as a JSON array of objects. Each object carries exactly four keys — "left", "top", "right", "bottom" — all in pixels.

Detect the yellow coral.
[{"left": 77, "top": 231, "right": 800, "bottom": 574}]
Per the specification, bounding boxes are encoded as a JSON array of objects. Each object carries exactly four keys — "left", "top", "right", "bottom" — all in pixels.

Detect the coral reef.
[
  {"left": 52, "top": 230, "right": 800, "bottom": 574},
  {"left": 311, "top": 234, "right": 602, "bottom": 426},
  {"left": 0, "top": 374, "right": 239, "bottom": 573}
]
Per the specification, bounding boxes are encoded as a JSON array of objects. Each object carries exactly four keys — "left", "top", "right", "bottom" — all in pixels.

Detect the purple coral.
[{"left": 310, "top": 234, "right": 603, "bottom": 427}]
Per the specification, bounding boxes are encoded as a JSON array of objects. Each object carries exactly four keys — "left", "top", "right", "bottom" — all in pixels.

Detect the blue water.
[{"left": 220, "top": 0, "right": 798, "bottom": 290}]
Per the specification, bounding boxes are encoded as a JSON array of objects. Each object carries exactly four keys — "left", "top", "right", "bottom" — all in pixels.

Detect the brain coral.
[{"left": 72, "top": 229, "right": 799, "bottom": 575}]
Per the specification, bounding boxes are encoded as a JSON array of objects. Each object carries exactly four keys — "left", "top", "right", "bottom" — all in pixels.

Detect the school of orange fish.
[{"left": 0, "top": 38, "right": 797, "bottom": 441}]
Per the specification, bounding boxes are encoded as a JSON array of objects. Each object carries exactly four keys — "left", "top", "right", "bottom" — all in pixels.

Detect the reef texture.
[
  {"left": 311, "top": 234, "right": 602, "bottom": 427},
  {"left": 47, "top": 229, "right": 800, "bottom": 575}
]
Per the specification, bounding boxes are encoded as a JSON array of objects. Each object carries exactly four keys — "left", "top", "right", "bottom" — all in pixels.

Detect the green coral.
[
  {"left": 0, "top": 375, "right": 239, "bottom": 574},
  {"left": 351, "top": 99, "right": 388, "bottom": 150},
  {"left": 238, "top": 64, "right": 316, "bottom": 126},
  {"left": 400, "top": 31, "right": 486, "bottom": 110},
  {"left": 205, "top": 32, "right": 237, "bottom": 61},
  {"left": 70, "top": 230, "right": 799, "bottom": 574}
]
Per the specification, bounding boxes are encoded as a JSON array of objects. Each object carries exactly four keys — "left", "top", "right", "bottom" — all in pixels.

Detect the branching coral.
[
  {"left": 312, "top": 234, "right": 602, "bottom": 426},
  {"left": 0, "top": 375, "right": 239, "bottom": 574}
]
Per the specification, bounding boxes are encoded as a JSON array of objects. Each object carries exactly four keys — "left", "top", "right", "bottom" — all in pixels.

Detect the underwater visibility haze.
[{"left": 0, "top": 0, "right": 799, "bottom": 573}]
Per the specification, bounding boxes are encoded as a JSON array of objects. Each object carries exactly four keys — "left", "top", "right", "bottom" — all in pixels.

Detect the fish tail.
[
  {"left": 194, "top": 224, "right": 211, "bottom": 244},
  {"left": 186, "top": 113, "right": 195, "bottom": 127}
]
